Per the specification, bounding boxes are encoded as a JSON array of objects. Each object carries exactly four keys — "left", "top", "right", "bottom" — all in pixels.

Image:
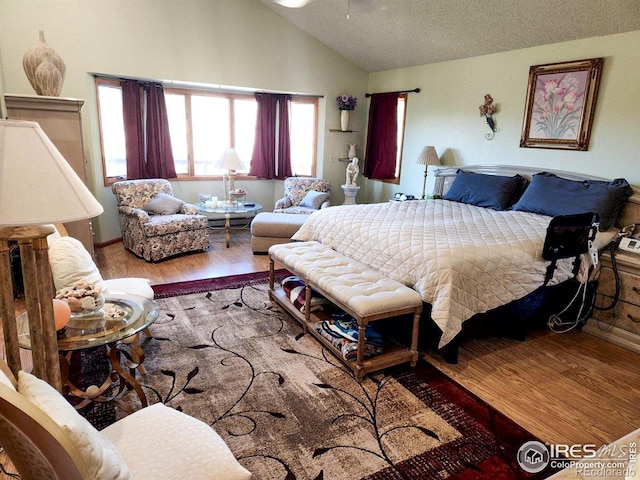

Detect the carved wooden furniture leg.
[{"left": 109, "top": 342, "right": 148, "bottom": 409}]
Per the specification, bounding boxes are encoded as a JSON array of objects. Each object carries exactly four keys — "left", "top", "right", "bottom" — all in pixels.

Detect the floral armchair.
[
  {"left": 274, "top": 177, "right": 331, "bottom": 214},
  {"left": 112, "top": 179, "right": 209, "bottom": 262}
]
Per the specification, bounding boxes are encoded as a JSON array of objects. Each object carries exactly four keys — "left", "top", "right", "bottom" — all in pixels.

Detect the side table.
[
  {"left": 17, "top": 293, "right": 159, "bottom": 413},
  {"left": 198, "top": 203, "right": 263, "bottom": 247}
]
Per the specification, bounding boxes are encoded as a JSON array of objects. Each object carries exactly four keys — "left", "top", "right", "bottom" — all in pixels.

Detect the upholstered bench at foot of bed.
[
  {"left": 268, "top": 241, "right": 423, "bottom": 381},
  {"left": 251, "top": 212, "right": 309, "bottom": 254}
]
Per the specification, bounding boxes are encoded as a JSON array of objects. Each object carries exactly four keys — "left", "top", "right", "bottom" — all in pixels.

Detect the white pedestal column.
[{"left": 341, "top": 185, "right": 360, "bottom": 205}]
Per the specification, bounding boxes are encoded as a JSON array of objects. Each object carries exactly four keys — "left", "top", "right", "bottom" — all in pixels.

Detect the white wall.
[
  {"left": 2, "top": 1, "right": 639, "bottom": 239},
  {"left": 0, "top": 0, "right": 369, "bottom": 242},
  {"left": 363, "top": 31, "right": 640, "bottom": 203}
]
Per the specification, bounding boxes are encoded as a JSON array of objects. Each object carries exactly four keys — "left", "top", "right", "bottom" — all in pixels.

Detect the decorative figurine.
[
  {"left": 479, "top": 94, "right": 498, "bottom": 140},
  {"left": 345, "top": 157, "right": 359, "bottom": 186}
]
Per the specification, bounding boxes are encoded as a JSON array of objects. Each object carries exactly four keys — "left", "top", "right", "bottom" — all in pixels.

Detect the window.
[
  {"left": 96, "top": 83, "right": 126, "bottom": 179},
  {"left": 96, "top": 78, "right": 318, "bottom": 183},
  {"left": 394, "top": 95, "right": 407, "bottom": 180}
]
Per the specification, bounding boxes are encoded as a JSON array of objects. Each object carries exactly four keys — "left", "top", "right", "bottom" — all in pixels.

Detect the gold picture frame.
[{"left": 520, "top": 58, "right": 603, "bottom": 151}]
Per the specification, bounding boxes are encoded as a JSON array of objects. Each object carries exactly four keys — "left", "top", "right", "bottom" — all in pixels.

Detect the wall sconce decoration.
[{"left": 479, "top": 94, "right": 498, "bottom": 140}]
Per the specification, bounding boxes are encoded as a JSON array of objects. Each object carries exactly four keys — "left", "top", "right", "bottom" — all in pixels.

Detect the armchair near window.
[
  {"left": 112, "top": 179, "right": 209, "bottom": 262},
  {"left": 274, "top": 177, "right": 331, "bottom": 214}
]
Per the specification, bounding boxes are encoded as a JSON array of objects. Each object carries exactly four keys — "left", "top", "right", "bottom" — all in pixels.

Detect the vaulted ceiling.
[{"left": 259, "top": 0, "right": 640, "bottom": 72}]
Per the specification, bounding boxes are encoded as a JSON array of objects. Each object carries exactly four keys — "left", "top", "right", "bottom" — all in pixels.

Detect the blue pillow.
[
  {"left": 299, "top": 190, "right": 329, "bottom": 209},
  {"left": 511, "top": 172, "right": 633, "bottom": 231},
  {"left": 443, "top": 170, "right": 528, "bottom": 210}
]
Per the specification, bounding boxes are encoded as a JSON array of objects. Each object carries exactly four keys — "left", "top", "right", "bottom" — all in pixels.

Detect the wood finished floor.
[{"left": 96, "top": 229, "right": 640, "bottom": 448}]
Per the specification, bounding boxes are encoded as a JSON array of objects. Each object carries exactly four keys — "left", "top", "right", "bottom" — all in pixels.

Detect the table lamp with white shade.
[
  {"left": 214, "top": 148, "right": 246, "bottom": 204},
  {"left": 0, "top": 119, "right": 104, "bottom": 391},
  {"left": 415, "top": 146, "right": 440, "bottom": 200}
]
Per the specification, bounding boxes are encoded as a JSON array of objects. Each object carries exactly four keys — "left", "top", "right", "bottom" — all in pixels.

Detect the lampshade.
[
  {"left": 214, "top": 148, "right": 245, "bottom": 172},
  {"left": 0, "top": 120, "right": 103, "bottom": 226},
  {"left": 415, "top": 146, "right": 440, "bottom": 166}
]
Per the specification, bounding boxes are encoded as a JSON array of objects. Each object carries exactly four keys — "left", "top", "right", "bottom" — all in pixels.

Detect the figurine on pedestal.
[
  {"left": 342, "top": 157, "right": 361, "bottom": 205},
  {"left": 345, "top": 157, "right": 359, "bottom": 186}
]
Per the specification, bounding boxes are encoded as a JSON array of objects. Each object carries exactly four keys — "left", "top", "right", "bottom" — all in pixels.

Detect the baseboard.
[
  {"left": 582, "top": 319, "right": 640, "bottom": 354},
  {"left": 94, "top": 237, "right": 122, "bottom": 249}
]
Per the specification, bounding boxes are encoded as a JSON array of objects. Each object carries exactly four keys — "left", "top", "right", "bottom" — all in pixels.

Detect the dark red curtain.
[
  {"left": 121, "top": 80, "right": 176, "bottom": 180},
  {"left": 145, "top": 83, "right": 176, "bottom": 179},
  {"left": 249, "top": 93, "right": 291, "bottom": 179},
  {"left": 364, "top": 92, "right": 399, "bottom": 180},
  {"left": 121, "top": 80, "right": 146, "bottom": 180},
  {"left": 250, "top": 94, "right": 276, "bottom": 179},
  {"left": 277, "top": 96, "right": 292, "bottom": 179}
]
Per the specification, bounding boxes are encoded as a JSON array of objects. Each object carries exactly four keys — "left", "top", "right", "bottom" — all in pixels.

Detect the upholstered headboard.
[{"left": 433, "top": 164, "right": 640, "bottom": 229}]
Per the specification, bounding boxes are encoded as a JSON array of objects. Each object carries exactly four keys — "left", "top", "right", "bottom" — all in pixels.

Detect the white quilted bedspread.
[{"left": 292, "top": 200, "right": 573, "bottom": 348}]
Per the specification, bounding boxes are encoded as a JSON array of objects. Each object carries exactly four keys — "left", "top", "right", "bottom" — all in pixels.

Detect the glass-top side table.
[
  {"left": 197, "top": 202, "right": 263, "bottom": 248},
  {"left": 17, "top": 293, "right": 159, "bottom": 412}
]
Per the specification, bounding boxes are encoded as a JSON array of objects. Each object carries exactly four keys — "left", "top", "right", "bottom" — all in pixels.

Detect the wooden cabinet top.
[{"left": 5, "top": 94, "right": 84, "bottom": 113}]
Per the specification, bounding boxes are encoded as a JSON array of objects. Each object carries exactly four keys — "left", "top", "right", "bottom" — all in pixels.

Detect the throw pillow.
[
  {"left": 443, "top": 170, "right": 528, "bottom": 210},
  {"left": 512, "top": 172, "right": 633, "bottom": 231},
  {"left": 298, "top": 190, "right": 329, "bottom": 210},
  {"left": 49, "top": 236, "right": 104, "bottom": 292},
  {"left": 143, "top": 193, "right": 184, "bottom": 215},
  {"left": 18, "top": 371, "right": 132, "bottom": 480}
]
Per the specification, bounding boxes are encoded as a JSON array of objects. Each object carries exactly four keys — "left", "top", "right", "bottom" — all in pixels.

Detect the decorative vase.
[
  {"left": 340, "top": 110, "right": 350, "bottom": 131},
  {"left": 23, "top": 31, "right": 66, "bottom": 96},
  {"left": 34, "top": 53, "right": 63, "bottom": 96},
  {"left": 345, "top": 142, "right": 357, "bottom": 159}
]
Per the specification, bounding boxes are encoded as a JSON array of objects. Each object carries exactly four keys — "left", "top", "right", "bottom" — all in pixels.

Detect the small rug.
[{"left": 120, "top": 273, "right": 558, "bottom": 480}]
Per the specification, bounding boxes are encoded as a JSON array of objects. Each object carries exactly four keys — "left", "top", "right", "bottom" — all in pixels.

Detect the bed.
[{"left": 292, "top": 165, "right": 634, "bottom": 357}]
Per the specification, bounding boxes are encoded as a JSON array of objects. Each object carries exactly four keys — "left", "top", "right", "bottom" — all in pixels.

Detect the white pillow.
[
  {"left": 18, "top": 371, "right": 132, "bottom": 480},
  {"left": 102, "top": 278, "right": 155, "bottom": 299},
  {"left": 49, "top": 236, "right": 104, "bottom": 291},
  {"left": 0, "top": 364, "right": 16, "bottom": 390},
  {"left": 45, "top": 223, "right": 63, "bottom": 247}
]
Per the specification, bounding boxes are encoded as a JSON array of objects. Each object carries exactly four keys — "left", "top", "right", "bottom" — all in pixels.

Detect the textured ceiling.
[{"left": 259, "top": 0, "right": 640, "bottom": 72}]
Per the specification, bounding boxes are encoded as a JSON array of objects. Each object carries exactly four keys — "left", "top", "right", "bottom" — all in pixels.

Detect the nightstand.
[{"left": 584, "top": 249, "right": 640, "bottom": 353}]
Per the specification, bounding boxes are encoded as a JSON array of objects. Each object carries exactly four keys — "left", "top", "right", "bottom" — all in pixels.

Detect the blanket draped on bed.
[{"left": 292, "top": 200, "right": 573, "bottom": 348}]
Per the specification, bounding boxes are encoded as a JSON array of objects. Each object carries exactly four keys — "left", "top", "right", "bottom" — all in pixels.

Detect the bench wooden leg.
[
  {"left": 302, "top": 281, "right": 311, "bottom": 333},
  {"left": 410, "top": 307, "right": 421, "bottom": 367},
  {"left": 269, "top": 257, "right": 275, "bottom": 290},
  {"left": 356, "top": 322, "right": 366, "bottom": 369}
]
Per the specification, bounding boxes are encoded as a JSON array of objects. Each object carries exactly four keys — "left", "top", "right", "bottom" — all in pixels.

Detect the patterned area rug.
[{"left": 118, "top": 272, "right": 557, "bottom": 479}]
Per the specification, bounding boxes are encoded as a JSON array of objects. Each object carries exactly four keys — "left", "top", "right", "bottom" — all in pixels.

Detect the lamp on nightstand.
[
  {"left": 415, "top": 146, "right": 440, "bottom": 200},
  {"left": 0, "top": 120, "right": 103, "bottom": 391}
]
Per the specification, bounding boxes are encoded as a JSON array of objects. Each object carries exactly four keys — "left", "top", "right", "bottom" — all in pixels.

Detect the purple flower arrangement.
[{"left": 336, "top": 94, "right": 357, "bottom": 111}]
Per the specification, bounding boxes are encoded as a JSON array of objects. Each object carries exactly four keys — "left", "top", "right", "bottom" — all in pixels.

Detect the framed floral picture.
[{"left": 520, "top": 58, "right": 603, "bottom": 151}]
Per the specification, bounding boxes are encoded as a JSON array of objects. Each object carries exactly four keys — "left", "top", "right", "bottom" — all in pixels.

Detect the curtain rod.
[
  {"left": 365, "top": 87, "right": 420, "bottom": 97},
  {"left": 91, "top": 73, "right": 323, "bottom": 98}
]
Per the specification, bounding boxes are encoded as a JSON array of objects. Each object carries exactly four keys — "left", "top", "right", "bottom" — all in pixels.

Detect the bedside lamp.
[
  {"left": 0, "top": 120, "right": 103, "bottom": 391},
  {"left": 214, "top": 148, "right": 246, "bottom": 203},
  {"left": 415, "top": 146, "right": 440, "bottom": 200}
]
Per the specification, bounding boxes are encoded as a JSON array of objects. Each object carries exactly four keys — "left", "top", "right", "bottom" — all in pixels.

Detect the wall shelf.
[{"left": 329, "top": 129, "right": 358, "bottom": 133}]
